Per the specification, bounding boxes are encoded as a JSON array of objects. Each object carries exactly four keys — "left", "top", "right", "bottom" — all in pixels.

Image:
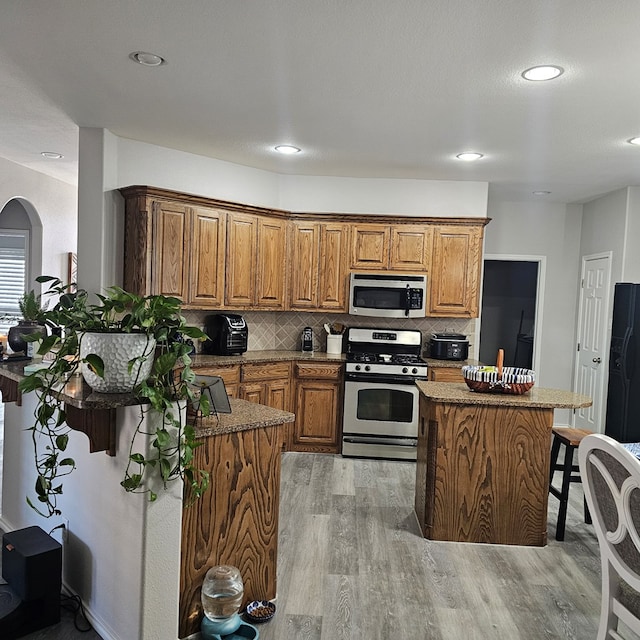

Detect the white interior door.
[{"left": 573, "top": 253, "right": 612, "bottom": 432}]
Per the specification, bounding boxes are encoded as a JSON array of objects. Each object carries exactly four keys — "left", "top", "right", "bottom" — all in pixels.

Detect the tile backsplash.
[{"left": 184, "top": 309, "right": 477, "bottom": 358}]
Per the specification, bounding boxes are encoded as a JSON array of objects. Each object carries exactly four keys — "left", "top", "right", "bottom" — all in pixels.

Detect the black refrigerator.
[{"left": 605, "top": 283, "right": 640, "bottom": 442}]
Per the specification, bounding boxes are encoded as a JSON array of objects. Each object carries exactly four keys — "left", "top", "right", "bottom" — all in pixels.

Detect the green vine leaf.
[{"left": 84, "top": 353, "right": 104, "bottom": 378}]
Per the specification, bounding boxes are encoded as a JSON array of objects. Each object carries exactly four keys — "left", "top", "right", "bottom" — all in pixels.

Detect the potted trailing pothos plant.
[{"left": 18, "top": 275, "right": 211, "bottom": 517}]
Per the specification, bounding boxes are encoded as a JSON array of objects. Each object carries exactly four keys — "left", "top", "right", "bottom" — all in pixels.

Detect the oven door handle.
[
  {"left": 344, "top": 373, "right": 427, "bottom": 385},
  {"left": 343, "top": 435, "right": 417, "bottom": 447}
]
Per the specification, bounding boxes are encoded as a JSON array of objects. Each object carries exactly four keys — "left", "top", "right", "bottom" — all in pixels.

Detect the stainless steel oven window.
[{"left": 343, "top": 380, "right": 419, "bottom": 437}]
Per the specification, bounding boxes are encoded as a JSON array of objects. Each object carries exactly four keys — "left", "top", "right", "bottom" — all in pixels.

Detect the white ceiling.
[{"left": 1, "top": 0, "right": 640, "bottom": 205}]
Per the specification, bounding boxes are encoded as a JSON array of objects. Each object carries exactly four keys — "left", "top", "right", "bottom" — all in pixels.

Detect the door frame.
[
  {"left": 572, "top": 251, "right": 612, "bottom": 431},
  {"left": 478, "top": 254, "right": 546, "bottom": 372}
]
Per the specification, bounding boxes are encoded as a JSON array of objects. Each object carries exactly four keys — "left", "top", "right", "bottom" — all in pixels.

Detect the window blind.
[{"left": 0, "top": 234, "right": 27, "bottom": 334}]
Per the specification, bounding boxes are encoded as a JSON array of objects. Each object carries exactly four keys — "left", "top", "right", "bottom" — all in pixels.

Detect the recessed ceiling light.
[
  {"left": 274, "top": 145, "right": 301, "bottom": 155},
  {"left": 533, "top": 190, "right": 551, "bottom": 196},
  {"left": 522, "top": 65, "right": 564, "bottom": 81},
  {"left": 456, "top": 152, "right": 483, "bottom": 161},
  {"left": 129, "top": 51, "right": 166, "bottom": 67},
  {"left": 628, "top": 137, "right": 640, "bottom": 146},
  {"left": 41, "top": 152, "right": 63, "bottom": 159}
]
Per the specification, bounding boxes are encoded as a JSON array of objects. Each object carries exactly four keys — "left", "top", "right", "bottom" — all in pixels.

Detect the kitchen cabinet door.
[
  {"left": 318, "top": 223, "right": 349, "bottom": 310},
  {"left": 289, "top": 222, "right": 320, "bottom": 309},
  {"left": 389, "top": 224, "right": 431, "bottom": 272},
  {"left": 256, "top": 217, "right": 287, "bottom": 309},
  {"left": 226, "top": 212, "right": 258, "bottom": 307},
  {"left": 292, "top": 362, "right": 342, "bottom": 453},
  {"left": 151, "top": 200, "right": 190, "bottom": 301},
  {"left": 188, "top": 207, "right": 226, "bottom": 308},
  {"left": 350, "top": 224, "right": 390, "bottom": 270},
  {"left": 429, "top": 224, "right": 483, "bottom": 317}
]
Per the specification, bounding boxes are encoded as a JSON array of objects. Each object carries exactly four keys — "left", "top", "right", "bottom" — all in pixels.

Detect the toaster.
[{"left": 203, "top": 314, "right": 248, "bottom": 355}]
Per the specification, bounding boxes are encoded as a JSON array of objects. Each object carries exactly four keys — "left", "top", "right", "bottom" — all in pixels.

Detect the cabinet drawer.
[
  {"left": 242, "top": 362, "right": 291, "bottom": 382},
  {"left": 294, "top": 362, "right": 343, "bottom": 381},
  {"left": 428, "top": 367, "right": 464, "bottom": 383},
  {"left": 194, "top": 365, "right": 241, "bottom": 386}
]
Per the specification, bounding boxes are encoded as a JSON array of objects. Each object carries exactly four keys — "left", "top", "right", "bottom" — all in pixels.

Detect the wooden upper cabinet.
[
  {"left": 351, "top": 224, "right": 390, "bottom": 269},
  {"left": 428, "top": 224, "right": 484, "bottom": 317},
  {"left": 351, "top": 223, "right": 430, "bottom": 272},
  {"left": 256, "top": 217, "right": 287, "bottom": 309},
  {"left": 318, "top": 223, "right": 349, "bottom": 310},
  {"left": 389, "top": 225, "right": 432, "bottom": 272},
  {"left": 289, "top": 222, "right": 320, "bottom": 309},
  {"left": 227, "top": 212, "right": 287, "bottom": 309},
  {"left": 189, "top": 207, "right": 226, "bottom": 307},
  {"left": 289, "top": 221, "right": 349, "bottom": 311},
  {"left": 152, "top": 200, "right": 190, "bottom": 301},
  {"left": 226, "top": 212, "right": 258, "bottom": 307}
]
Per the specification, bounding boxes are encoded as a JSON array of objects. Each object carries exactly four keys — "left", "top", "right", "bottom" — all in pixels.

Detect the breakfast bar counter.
[{"left": 414, "top": 381, "right": 591, "bottom": 546}]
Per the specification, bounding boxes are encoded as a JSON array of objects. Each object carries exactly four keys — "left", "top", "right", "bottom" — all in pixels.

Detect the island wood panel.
[
  {"left": 179, "top": 423, "right": 283, "bottom": 638},
  {"left": 417, "top": 396, "right": 553, "bottom": 546},
  {"left": 389, "top": 224, "right": 432, "bottom": 272}
]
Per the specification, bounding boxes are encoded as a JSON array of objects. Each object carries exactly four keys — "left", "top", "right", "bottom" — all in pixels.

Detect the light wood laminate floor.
[{"left": 9, "top": 452, "right": 602, "bottom": 639}]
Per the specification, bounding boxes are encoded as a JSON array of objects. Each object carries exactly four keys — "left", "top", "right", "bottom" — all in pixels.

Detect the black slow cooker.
[{"left": 429, "top": 333, "right": 469, "bottom": 360}]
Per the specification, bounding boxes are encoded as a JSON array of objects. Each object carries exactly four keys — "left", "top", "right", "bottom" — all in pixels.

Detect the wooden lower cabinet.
[
  {"left": 194, "top": 359, "right": 344, "bottom": 453},
  {"left": 192, "top": 364, "right": 240, "bottom": 399},
  {"left": 427, "top": 366, "right": 464, "bottom": 383},
  {"left": 291, "top": 362, "right": 343, "bottom": 453},
  {"left": 240, "top": 362, "right": 292, "bottom": 449}
]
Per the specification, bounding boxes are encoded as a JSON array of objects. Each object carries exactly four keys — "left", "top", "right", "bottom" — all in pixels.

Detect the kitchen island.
[{"left": 414, "top": 381, "right": 592, "bottom": 546}]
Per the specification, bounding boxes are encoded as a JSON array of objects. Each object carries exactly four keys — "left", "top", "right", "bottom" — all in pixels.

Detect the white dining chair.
[{"left": 579, "top": 433, "right": 640, "bottom": 640}]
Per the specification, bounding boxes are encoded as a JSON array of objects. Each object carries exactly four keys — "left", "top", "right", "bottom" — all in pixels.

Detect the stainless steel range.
[{"left": 342, "top": 327, "right": 427, "bottom": 461}]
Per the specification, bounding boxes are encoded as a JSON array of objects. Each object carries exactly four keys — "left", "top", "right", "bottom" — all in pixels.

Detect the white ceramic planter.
[{"left": 80, "top": 332, "right": 156, "bottom": 393}]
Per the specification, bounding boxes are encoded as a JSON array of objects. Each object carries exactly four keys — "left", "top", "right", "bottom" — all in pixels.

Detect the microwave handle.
[{"left": 404, "top": 285, "right": 411, "bottom": 317}]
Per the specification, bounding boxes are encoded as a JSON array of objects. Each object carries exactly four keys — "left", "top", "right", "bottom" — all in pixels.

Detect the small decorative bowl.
[
  {"left": 462, "top": 365, "right": 535, "bottom": 395},
  {"left": 245, "top": 600, "right": 276, "bottom": 623}
]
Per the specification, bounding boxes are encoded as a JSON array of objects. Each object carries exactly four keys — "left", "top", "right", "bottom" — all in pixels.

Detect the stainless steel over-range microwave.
[{"left": 349, "top": 272, "right": 427, "bottom": 318}]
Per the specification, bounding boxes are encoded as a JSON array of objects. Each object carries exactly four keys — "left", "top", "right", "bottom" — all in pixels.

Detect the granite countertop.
[
  {"left": 190, "top": 350, "right": 346, "bottom": 367},
  {"left": 416, "top": 381, "right": 592, "bottom": 409},
  {"left": 193, "top": 398, "right": 295, "bottom": 438},
  {"left": 424, "top": 357, "right": 482, "bottom": 368}
]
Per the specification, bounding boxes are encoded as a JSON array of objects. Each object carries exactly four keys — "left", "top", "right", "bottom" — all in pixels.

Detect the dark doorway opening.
[{"left": 479, "top": 260, "right": 538, "bottom": 369}]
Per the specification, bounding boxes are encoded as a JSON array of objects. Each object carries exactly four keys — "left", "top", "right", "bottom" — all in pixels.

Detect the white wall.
[
  {"left": 483, "top": 201, "right": 583, "bottom": 423},
  {"left": 0, "top": 157, "right": 77, "bottom": 287},
  {"left": 115, "top": 136, "right": 489, "bottom": 217}
]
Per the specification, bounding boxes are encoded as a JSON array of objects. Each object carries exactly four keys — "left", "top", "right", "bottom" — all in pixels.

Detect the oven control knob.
[
  {"left": 355, "top": 365, "right": 361, "bottom": 371},
  {"left": 412, "top": 367, "right": 418, "bottom": 374},
  {"left": 365, "top": 365, "right": 371, "bottom": 372},
  {"left": 402, "top": 367, "right": 408, "bottom": 373}
]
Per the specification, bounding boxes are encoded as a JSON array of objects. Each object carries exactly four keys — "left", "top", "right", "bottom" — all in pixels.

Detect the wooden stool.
[{"left": 549, "top": 426, "right": 593, "bottom": 541}]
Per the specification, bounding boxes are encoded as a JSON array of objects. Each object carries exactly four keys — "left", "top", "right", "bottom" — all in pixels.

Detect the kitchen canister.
[{"left": 326, "top": 334, "right": 343, "bottom": 354}]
